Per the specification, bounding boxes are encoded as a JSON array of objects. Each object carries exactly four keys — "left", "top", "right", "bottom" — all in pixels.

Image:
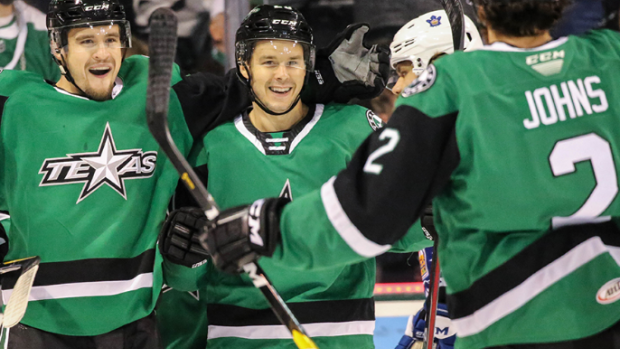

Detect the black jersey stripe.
[
  {"left": 0, "top": 95, "right": 8, "bottom": 128},
  {"left": 2, "top": 249, "right": 156, "bottom": 289},
  {"left": 207, "top": 297, "right": 375, "bottom": 327},
  {"left": 448, "top": 221, "right": 620, "bottom": 320}
]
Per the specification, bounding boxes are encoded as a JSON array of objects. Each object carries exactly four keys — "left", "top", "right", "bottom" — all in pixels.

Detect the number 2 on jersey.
[
  {"left": 549, "top": 133, "right": 618, "bottom": 228},
  {"left": 364, "top": 128, "right": 400, "bottom": 175}
]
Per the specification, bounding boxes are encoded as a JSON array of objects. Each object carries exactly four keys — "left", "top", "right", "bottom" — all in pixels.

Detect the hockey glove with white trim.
[
  {"left": 159, "top": 207, "right": 209, "bottom": 268},
  {"left": 307, "top": 23, "right": 391, "bottom": 103},
  {"left": 200, "top": 198, "right": 290, "bottom": 274}
]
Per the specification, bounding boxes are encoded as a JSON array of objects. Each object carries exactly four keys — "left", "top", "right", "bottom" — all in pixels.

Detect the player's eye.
[
  {"left": 261, "top": 60, "right": 277, "bottom": 67},
  {"left": 79, "top": 39, "right": 95, "bottom": 47}
]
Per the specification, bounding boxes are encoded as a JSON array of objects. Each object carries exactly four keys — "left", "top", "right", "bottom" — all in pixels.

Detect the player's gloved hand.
[
  {"left": 199, "top": 198, "right": 290, "bottom": 274},
  {"left": 307, "top": 23, "right": 390, "bottom": 103},
  {"left": 421, "top": 204, "right": 437, "bottom": 241},
  {"left": 395, "top": 304, "right": 455, "bottom": 349},
  {"left": 159, "top": 207, "right": 209, "bottom": 268}
]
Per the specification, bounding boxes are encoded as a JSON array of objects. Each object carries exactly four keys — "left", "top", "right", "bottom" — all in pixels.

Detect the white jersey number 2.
[
  {"left": 549, "top": 133, "right": 618, "bottom": 228},
  {"left": 364, "top": 128, "right": 400, "bottom": 175}
]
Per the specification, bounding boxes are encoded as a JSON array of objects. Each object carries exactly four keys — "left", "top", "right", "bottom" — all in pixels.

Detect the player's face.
[
  {"left": 247, "top": 40, "right": 307, "bottom": 114},
  {"left": 63, "top": 25, "right": 123, "bottom": 101},
  {"left": 391, "top": 61, "right": 417, "bottom": 96}
]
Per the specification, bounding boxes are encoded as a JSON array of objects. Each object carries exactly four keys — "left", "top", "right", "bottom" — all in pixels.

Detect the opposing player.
[
  {"left": 0, "top": 0, "right": 59, "bottom": 80},
  {"left": 0, "top": 0, "right": 388, "bottom": 347},
  {"left": 157, "top": 5, "right": 430, "bottom": 349},
  {"left": 388, "top": 10, "right": 482, "bottom": 349},
  {"left": 204, "top": 0, "right": 620, "bottom": 348}
]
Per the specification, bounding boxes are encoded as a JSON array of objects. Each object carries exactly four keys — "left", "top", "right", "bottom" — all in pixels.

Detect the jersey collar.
[
  {"left": 51, "top": 77, "right": 125, "bottom": 101},
  {"left": 479, "top": 37, "right": 568, "bottom": 52},
  {"left": 235, "top": 104, "right": 324, "bottom": 156}
]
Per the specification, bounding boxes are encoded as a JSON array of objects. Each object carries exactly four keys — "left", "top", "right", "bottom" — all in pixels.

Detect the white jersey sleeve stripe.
[{"left": 320, "top": 176, "right": 391, "bottom": 258}]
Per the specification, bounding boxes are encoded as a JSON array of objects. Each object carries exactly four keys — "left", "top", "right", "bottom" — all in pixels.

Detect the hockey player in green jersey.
[
  {"left": 0, "top": 0, "right": 390, "bottom": 347},
  {"left": 203, "top": 0, "right": 620, "bottom": 348},
  {"left": 157, "top": 5, "right": 430, "bottom": 349},
  {"left": 0, "top": 0, "right": 59, "bottom": 81}
]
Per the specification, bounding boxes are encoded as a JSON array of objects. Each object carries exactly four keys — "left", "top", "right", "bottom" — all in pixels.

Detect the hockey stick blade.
[
  {"left": 1, "top": 256, "right": 40, "bottom": 328},
  {"left": 440, "top": 0, "right": 466, "bottom": 51},
  {"left": 145, "top": 9, "right": 317, "bottom": 349}
]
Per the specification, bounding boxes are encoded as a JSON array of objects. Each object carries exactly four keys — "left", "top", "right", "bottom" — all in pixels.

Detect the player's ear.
[
  {"left": 50, "top": 41, "right": 63, "bottom": 61},
  {"left": 239, "top": 63, "right": 250, "bottom": 80}
]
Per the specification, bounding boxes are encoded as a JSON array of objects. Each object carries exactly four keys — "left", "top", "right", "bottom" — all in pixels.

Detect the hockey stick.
[
  {"left": 440, "top": 0, "right": 466, "bottom": 52},
  {"left": 423, "top": 4, "right": 466, "bottom": 348},
  {"left": 0, "top": 256, "right": 40, "bottom": 329},
  {"left": 145, "top": 8, "right": 318, "bottom": 349}
]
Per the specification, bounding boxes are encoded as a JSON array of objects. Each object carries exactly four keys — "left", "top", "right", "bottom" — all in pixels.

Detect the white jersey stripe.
[
  {"left": 208, "top": 320, "right": 375, "bottom": 340},
  {"left": 289, "top": 104, "right": 324, "bottom": 152},
  {"left": 320, "top": 176, "right": 391, "bottom": 258},
  {"left": 1, "top": 272, "right": 153, "bottom": 303},
  {"left": 453, "top": 237, "right": 615, "bottom": 337}
]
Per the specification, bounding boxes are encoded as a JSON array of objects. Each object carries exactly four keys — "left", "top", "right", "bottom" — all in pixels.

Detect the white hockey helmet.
[{"left": 390, "top": 10, "right": 483, "bottom": 75}]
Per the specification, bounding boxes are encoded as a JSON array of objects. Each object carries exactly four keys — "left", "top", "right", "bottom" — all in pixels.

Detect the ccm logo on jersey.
[
  {"left": 84, "top": 3, "right": 110, "bottom": 11},
  {"left": 402, "top": 64, "right": 437, "bottom": 98},
  {"left": 597, "top": 278, "right": 620, "bottom": 305},
  {"left": 248, "top": 199, "right": 265, "bottom": 247},
  {"left": 39, "top": 123, "right": 157, "bottom": 203}
]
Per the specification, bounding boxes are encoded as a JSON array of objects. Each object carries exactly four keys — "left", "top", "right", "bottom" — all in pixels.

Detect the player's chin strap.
[{"left": 242, "top": 62, "right": 304, "bottom": 116}]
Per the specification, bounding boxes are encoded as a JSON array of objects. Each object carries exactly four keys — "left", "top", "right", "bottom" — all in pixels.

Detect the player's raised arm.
[{"left": 200, "top": 59, "right": 460, "bottom": 271}]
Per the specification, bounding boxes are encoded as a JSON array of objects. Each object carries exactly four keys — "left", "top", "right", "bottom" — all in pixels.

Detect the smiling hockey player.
[
  {"left": 202, "top": 0, "right": 620, "bottom": 348},
  {"left": 157, "top": 5, "right": 431, "bottom": 349},
  {"left": 0, "top": 0, "right": 390, "bottom": 347}
]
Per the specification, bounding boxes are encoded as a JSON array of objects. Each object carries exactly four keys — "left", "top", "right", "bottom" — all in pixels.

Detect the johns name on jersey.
[{"left": 523, "top": 75, "right": 608, "bottom": 130}]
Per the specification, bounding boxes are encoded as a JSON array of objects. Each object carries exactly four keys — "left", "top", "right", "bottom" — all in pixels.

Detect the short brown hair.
[{"left": 480, "top": 0, "right": 572, "bottom": 37}]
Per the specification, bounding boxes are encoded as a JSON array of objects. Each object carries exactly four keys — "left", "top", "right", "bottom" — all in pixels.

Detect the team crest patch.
[
  {"left": 427, "top": 15, "right": 442, "bottom": 27},
  {"left": 39, "top": 123, "right": 157, "bottom": 203},
  {"left": 402, "top": 64, "right": 437, "bottom": 98},
  {"left": 596, "top": 277, "right": 620, "bottom": 305},
  {"left": 366, "top": 110, "right": 383, "bottom": 131}
]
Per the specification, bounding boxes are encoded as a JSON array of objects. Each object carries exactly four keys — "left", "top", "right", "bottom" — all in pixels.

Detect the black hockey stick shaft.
[
  {"left": 145, "top": 8, "right": 317, "bottom": 349},
  {"left": 441, "top": 0, "right": 466, "bottom": 51}
]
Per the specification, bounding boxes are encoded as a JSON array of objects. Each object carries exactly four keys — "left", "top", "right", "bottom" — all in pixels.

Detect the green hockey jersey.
[
  {"left": 191, "top": 104, "right": 428, "bottom": 349},
  {"left": 273, "top": 30, "right": 620, "bottom": 349},
  {"left": 0, "top": 55, "right": 192, "bottom": 336},
  {"left": 0, "top": 2, "right": 60, "bottom": 81}
]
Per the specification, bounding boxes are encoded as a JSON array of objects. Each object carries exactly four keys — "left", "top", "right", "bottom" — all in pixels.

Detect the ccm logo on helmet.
[
  {"left": 272, "top": 19, "right": 297, "bottom": 26},
  {"left": 84, "top": 4, "right": 110, "bottom": 11}
]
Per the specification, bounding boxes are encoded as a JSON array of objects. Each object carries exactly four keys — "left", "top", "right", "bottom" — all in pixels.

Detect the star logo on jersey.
[
  {"left": 39, "top": 123, "right": 157, "bottom": 203},
  {"left": 427, "top": 15, "right": 441, "bottom": 27},
  {"left": 279, "top": 179, "right": 293, "bottom": 201},
  {"left": 366, "top": 110, "right": 384, "bottom": 131}
]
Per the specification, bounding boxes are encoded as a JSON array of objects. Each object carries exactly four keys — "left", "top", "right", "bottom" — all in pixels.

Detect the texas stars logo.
[
  {"left": 427, "top": 15, "right": 442, "bottom": 27},
  {"left": 39, "top": 123, "right": 157, "bottom": 203}
]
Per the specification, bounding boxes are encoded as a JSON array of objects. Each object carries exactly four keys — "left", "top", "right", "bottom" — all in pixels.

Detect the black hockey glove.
[
  {"left": 306, "top": 23, "right": 391, "bottom": 104},
  {"left": 199, "top": 198, "right": 289, "bottom": 274},
  {"left": 421, "top": 204, "right": 437, "bottom": 241},
  {"left": 159, "top": 207, "right": 209, "bottom": 268}
]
